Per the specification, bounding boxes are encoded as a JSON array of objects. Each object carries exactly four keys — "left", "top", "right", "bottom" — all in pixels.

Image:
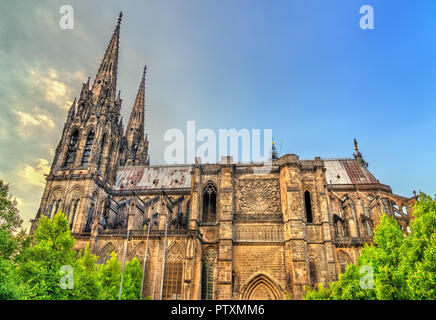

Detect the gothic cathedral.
[{"left": 32, "top": 13, "right": 417, "bottom": 300}]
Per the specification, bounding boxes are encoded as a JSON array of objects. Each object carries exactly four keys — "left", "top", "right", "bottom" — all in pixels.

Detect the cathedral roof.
[
  {"left": 114, "top": 158, "right": 381, "bottom": 192},
  {"left": 115, "top": 165, "right": 192, "bottom": 191},
  {"left": 324, "top": 159, "right": 378, "bottom": 185}
]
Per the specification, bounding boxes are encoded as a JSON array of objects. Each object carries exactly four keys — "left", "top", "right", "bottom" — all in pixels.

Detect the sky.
[{"left": 0, "top": 0, "right": 435, "bottom": 230}]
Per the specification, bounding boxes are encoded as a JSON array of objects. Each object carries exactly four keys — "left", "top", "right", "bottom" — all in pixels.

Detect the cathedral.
[{"left": 31, "top": 13, "right": 417, "bottom": 300}]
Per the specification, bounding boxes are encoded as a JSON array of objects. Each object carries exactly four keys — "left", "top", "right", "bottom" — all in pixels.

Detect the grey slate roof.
[
  {"left": 115, "top": 159, "right": 380, "bottom": 191},
  {"left": 115, "top": 165, "right": 192, "bottom": 191}
]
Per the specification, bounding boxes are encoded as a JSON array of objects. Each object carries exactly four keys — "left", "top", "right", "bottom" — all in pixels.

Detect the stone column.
[
  {"left": 279, "top": 154, "right": 308, "bottom": 299},
  {"left": 314, "top": 157, "right": 337, "bottom": 283},
  {"left": 217, "top": 159, "right": 234, "bottom": 299}
]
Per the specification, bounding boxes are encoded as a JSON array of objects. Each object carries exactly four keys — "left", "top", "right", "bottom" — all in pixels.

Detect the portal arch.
[{"left": 240, "top": 273, "right": 282, "bottom": 300}]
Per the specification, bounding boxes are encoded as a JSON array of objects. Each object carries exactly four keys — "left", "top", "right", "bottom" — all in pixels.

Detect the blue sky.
[{"left": 0, "top": 0, "right": 435, "bottom": 229}]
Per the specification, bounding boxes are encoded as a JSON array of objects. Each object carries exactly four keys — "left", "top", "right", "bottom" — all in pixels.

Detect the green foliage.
[
  {"left": 121, "top": 257, "right": 142, "bottom": 300},
  {"left": 400, "top": 193, "right": 436, "bottom": 299},
  {"left": 18, "top": 212, "right": 77, "bottom": 300},
  {"left": 0, "top": 179, "right": 148, "bottom": 300},
  {"left": 304, "top": 192, "right": 436, "bottom": 300},
  {"left": 71, "top": 243, "right": 102, "bottom": 300},
  {"left": 98, "top": 251, "right": 122, "bottom": 300},
  {"left": 0, "top": 257, "right": 24, "bottom": 299},
  {"left": 0, "top": 180, "right": 23, "bottom": 232},
  {"left": 0, "top": 179, "right": 27, "bottom": 299}
]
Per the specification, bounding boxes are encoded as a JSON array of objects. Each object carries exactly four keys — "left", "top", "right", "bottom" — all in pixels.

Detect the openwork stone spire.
[
  {"left": 126, "top": 65, "right": 147, "bottom": 148},
  {"left": 91, "top": 12, "right": 122, "bottom": 101}
]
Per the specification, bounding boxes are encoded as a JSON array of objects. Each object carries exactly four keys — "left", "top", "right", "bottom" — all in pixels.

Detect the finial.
[
  {"left": 354, "top": 138, "right": 359, "bottom": 152},
  {"left": 271, "top": 138, "right": 278, "bottom": 160},
  {"left": 142, "top": 65, "right": 147, "bottom": 80},
  {"left": 118, "top": 12, "right": 123, "bottom": 26}
]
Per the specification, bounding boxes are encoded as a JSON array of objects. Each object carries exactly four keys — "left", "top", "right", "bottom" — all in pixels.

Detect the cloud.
[
  {"left": 13, "top": 110, "right": 55, "bottom": 129},
  {"left": 20, "top": 159, "right": 50, "bottom": 187},
  {"left": 28, "top": 68, "right": 73, "bottom": 110}
]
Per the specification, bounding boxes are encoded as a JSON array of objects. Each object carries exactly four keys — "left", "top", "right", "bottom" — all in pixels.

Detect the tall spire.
[
  {"left": 91, "top": 12, "right": 122, "bottom": 101},
  {"left": 126, "top": 65, "right": 147, "bottom": 148}
]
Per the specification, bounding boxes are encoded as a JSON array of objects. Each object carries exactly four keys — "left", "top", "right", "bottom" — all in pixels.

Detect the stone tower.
[
  {"left": 124, "top": 65, "right": 149, "bottom": 166},
  {"left": 32, "top": 12, "right": 134, "bottom": 234}
]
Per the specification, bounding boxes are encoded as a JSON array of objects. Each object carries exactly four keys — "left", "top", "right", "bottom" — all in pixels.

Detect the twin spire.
[
  {"left": 91, "top": 12, "right": 147, "bottom": 144},
  {"left": 126, "top": 65, "right": 147, "bottom": 148},
  {"left": 91, "top": 12, "right": 122, "bottom": 101}
]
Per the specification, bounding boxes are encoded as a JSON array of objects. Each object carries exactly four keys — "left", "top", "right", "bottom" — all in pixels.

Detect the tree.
[
  {"left": 0, "top": 180, "right": 22, "bottom": 233},
  {"left": 0, "top": 179, "right": 26, "bottom": 299},
  {"left": 400, "top": 193, "right": 436, "bottom": 299},
  {"left": 98, "top": 251, "right": 122, "bottom": 300},
  {"left": 304, "top": 193, "right": 436, "bottom": 300},
  {"left": 71, "top": 243, "right": 102, "bottom": 300},
  {"left": 18, "top": 212, "right": 77, "bottom": 300},
  {"left": 121, "top": 257, "right": 142, "bottom": 300},
  {"left": 97, "top": 252, "right": 143, "bottom": 300}
]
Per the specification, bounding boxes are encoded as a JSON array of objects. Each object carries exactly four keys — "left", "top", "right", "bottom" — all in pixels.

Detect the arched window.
[
  {"left": 67, "top": 190, "right": 81, "bottom": 231},
  {"left": 47, "top": 189, "right": 63, "bottom": 219},
  {"left": 81, "top": 129, "right": 95, "bottom": 167},
  {"left": 337, "top": 251, "right": 352, "bottom": 274},
  {"left": 304, "top": 190, "right": 313, "bottom": 223},
  {"left": 202, "top": 182, "right": 217, "bottom": 223},
  {"left": 50, "top": 199, "right": 61, "bottom": 219},
  {"left": 163, "top": 243, "right": 184, "bottom": 300},
  {"left": 131, "top": 243, "right": 152, "bottom": 298},
  {"left": 97, "top": 243, "right": 116, "bottom": 264},
  {"left": 64, "top": 129, "right": 79, "bottom": 167},
  {"left": 201, "top": 247, "right": 217, "bottom": 300}
]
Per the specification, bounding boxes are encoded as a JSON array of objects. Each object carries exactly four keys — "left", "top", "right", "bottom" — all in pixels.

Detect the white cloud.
[
  {"left": 13, "top": 110, "right": 55, "bottom": 129},
  {"left": 28, "top": 68, "right": 77, "bottom": 110},
  {"left": 20, "top": 159, "right": 50, "bottom": 187}
]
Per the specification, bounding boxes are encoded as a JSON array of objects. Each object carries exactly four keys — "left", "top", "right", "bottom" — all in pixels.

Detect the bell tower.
[{"left": 32, "top": 12, "right": 126, "bottom": 234}]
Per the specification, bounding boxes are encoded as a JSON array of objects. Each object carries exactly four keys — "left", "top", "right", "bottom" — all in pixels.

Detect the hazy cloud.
[{"left": 20, "top": 159, "right": 50, "bottom": 188}]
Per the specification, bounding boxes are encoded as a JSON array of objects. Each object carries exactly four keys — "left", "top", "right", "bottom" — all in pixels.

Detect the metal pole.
[
  {"left": 140, "top": 221, "right": 151, "bottom": 299},
  {"left": 159, "top": 212, "right": 169, "bottom": 300},
  {"left": 118, "top": 229, "right": 129, "bottom": 300}
]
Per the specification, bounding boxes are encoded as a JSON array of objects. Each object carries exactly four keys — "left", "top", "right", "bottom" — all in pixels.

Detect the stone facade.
[{"left": 31, "top": 13, "right": 417, "bottom": 300}]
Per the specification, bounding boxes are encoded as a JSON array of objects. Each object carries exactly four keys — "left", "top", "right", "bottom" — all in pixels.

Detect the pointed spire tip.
[
  {"left": 118, "top": 12, "right": 123, "bottom": 26},
  {"left": 142, "top": 65, "right": 147, "bottom": 79}
]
